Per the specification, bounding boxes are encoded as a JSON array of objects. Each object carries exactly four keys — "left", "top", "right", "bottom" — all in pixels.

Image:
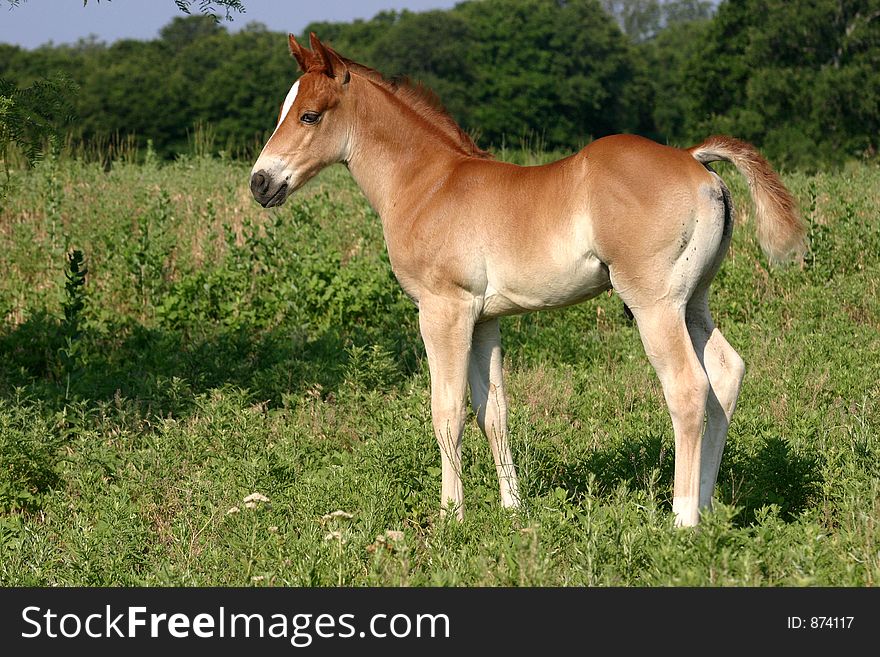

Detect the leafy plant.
[
  {"left": 58, "top": 249, "right": 88, "bottom": 396},
  {"left": 0, "top": 396, "right": 63, "bottom": 516},
  {"left": 0, "top": 74, "right": 76, "bottom": 183}
]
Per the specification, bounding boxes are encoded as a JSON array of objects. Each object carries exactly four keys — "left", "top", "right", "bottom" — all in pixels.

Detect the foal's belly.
[{"left": 480, "top": 251, "right": 611, "bottom": 319}]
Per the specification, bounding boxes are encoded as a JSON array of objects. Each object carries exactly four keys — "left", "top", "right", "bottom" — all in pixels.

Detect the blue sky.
[{"left": 0, "top": 0, "right": 461, "bottom": 49}]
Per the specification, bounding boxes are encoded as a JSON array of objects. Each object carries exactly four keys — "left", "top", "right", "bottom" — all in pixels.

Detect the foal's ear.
[
  {"left": 309, "top": 32, "right": 351, "bottom": 85},
  {"left": 288, "top": 33, "right": 310, "bottom": 72}
]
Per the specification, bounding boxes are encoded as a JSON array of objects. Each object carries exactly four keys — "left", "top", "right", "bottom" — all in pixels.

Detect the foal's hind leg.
[
  {"left": 686, "top": 290, "right": 745, "bottom": 510},
  {"left": 468, "top": 318, "right": 520, "bottom": 508},
  {"left": 630, "top": 303, "right": 710, "bottom": 527},
  {"left": 418, "top": 295, "right": 476, "bottom": 520}
]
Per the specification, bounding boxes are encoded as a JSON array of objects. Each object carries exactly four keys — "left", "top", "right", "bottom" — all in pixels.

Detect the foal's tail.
[{"left": 688, "top": 135, "right": 807, "bottom": 264}]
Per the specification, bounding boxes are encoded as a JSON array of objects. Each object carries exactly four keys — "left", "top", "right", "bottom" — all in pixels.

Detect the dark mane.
[{"left": 334, "top": 54, "right": 493, "bottom": 160}]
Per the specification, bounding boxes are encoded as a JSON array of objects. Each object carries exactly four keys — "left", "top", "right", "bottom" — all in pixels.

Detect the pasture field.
[{"left": 0, "top": 151, "right": 878, "bottom": 586}]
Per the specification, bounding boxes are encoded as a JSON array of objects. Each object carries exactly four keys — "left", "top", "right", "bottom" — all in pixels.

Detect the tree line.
[{"left": 1, "top": 0, "right": 877, "bottom": 170}]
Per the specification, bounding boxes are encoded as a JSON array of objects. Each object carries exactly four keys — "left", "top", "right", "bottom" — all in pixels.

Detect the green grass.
[{"left": 0, "top": 152, "right": 878, "bottom": 586}]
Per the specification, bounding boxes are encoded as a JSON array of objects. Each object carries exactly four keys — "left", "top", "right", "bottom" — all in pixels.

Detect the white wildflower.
[
  {"left": 243, "top": 492, "right": 270, "bottom": 508},
  {"left": 321, "top": 510, "right": 353, "bottom": 522}
]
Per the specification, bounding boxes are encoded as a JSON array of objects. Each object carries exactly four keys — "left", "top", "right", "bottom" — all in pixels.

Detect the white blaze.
[
  {"left": 274, "top": 80, "right": 300, "bottom": 134},
  {"left": 251, "top": 79, "right": 301, "bottom": 186}
]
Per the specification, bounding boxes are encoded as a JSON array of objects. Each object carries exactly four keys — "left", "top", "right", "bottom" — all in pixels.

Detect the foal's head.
[{"left": 250, "top": 33, "right": 352, "bottom": 208}]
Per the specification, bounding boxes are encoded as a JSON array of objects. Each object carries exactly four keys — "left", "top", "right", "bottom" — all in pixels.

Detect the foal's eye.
[{"left": 300, "top": 112, "right": 321, "bottom": 125}]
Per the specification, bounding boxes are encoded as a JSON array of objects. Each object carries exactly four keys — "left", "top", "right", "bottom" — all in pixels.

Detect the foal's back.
[
  {"left": 409, "top": 134, "right": 723, "bottom": 317},
  {"left": 432, "top": 134, "right": 718, "bottom": 251}
]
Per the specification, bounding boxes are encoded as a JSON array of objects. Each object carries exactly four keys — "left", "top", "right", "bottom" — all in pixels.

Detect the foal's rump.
[
  {"left": 580, "top": 133, "right": 805, "bottom": 311},
  {"left": 582, "top": 134, "right": 730, "bottom": 308}
]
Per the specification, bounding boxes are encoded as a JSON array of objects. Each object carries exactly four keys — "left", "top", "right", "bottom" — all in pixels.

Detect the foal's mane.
[{"left": 331, "top": 52, "right": 493, "bottom": 160}]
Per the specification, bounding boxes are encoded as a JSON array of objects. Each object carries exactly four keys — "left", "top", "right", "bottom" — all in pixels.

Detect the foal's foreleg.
[
  {"left": 468, "top": 318, "right": 520, "bottom": 508},
  {"left": 419, "top": 297, "right": 475, "bottom": 520},
  {"left": 632, "top": 304, "right": 710, "bottom": 527}
]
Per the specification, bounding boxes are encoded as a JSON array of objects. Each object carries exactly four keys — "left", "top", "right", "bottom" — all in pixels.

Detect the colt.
[{"left": 250, "top": 33, "right": 806, "bottom": 527}]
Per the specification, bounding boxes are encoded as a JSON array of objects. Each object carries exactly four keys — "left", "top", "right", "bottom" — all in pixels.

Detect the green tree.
[
  {"left": 0, "top": 74, "right": 75, "bottom": 180},
  {"left": 0, "top": 0, "right": 247, "bottom": 170},
  {"left": 601, "top": 0, "right": 663, "bottom": 41},
  {"left": 304, "top": 11, "right": 401, "bottom": 61},
  {"left": 303, "top": 0, "right": 646, "bottom": 149},
  {"left": 682, "top": 0, "right": 880, "bottom": 167},
  {"left": 70, "top": 39, "right": 185, "bottom": 157},
  {"left": 601, "top": 0, "right": 715, "bottom": 41},
  {"left": 4, "top": 0, "right": 876, "bottom": 168},
  {"left": 159, "top": 14, "right": 224, "bottom": 48},
  {"left": 363, "top": 10, "right": 480, "bottom": 129},
  {"left": 639, "top": 8, "right": 713, "bottom": 142},
  {"left": 454, "top": 0, "right": 645, "bottom": 148},
  {"left": 188, "top": 23, "right": 296, "bottom": 153}
]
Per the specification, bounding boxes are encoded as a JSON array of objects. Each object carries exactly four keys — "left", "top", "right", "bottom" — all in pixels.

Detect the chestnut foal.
[{"left": 250, "top": 34, "right": 805, "bottom": 527}]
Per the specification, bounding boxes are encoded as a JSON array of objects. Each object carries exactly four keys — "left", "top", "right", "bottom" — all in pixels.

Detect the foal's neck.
[{"left": 344, "top": 75, "right": 470, "bottom": 222}]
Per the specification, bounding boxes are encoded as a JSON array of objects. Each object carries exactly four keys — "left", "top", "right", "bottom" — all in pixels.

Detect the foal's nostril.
[
  {"left": 250, "top": 170, "right": 290, "bottom": 207},
  {"left": 250, "top": 170, "right": 269, "bottom": 197}
]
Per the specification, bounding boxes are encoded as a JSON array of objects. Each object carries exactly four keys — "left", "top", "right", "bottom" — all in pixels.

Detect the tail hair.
[{"left": 689, "top": 135, "right": 807, "bottom": 264}]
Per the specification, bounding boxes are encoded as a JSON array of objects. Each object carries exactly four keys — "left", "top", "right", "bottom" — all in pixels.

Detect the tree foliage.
[
  {"left": 0, "top": 0, "right": 246, "bottom": 177},
  {"left": 0, "top": 0, "right": 877, "bottom": 169},
  {"left": 317, "top": 0, "right": 647, "bottom": 148},
  {"left": 0, "top": 73, "right": 76, "bottom": 173},
  {"left": 6, "top": 0, "right": 246, "bottom": 16},
  {"left": 601, "top": 0, "right": 715, "bottom": 42},
  {"left": 677, "top": 0, "right": 880, "bottom": 167},
  {"left": 79, "top": 0, "right": 246, "bottom": 20},
  {"left": 171, "top": 0, "right": 246, "bottom": 21}
]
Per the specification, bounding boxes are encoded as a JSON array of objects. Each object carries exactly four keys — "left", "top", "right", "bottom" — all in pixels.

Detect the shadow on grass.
[
  {"left": 523, "top": 432, "right": 823, "bottom": 527},
  {"left": 0, "top": 310, "right": 424, "bottom": 512},
  {"left": 720, "top": 436, "right": 824, "bottom": 526},
  {"left": 0, "top": 311, "right": 423, "bottom": 418},
  {"left": 1, "top": 312, "right": 822, "bottom": 527}
]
